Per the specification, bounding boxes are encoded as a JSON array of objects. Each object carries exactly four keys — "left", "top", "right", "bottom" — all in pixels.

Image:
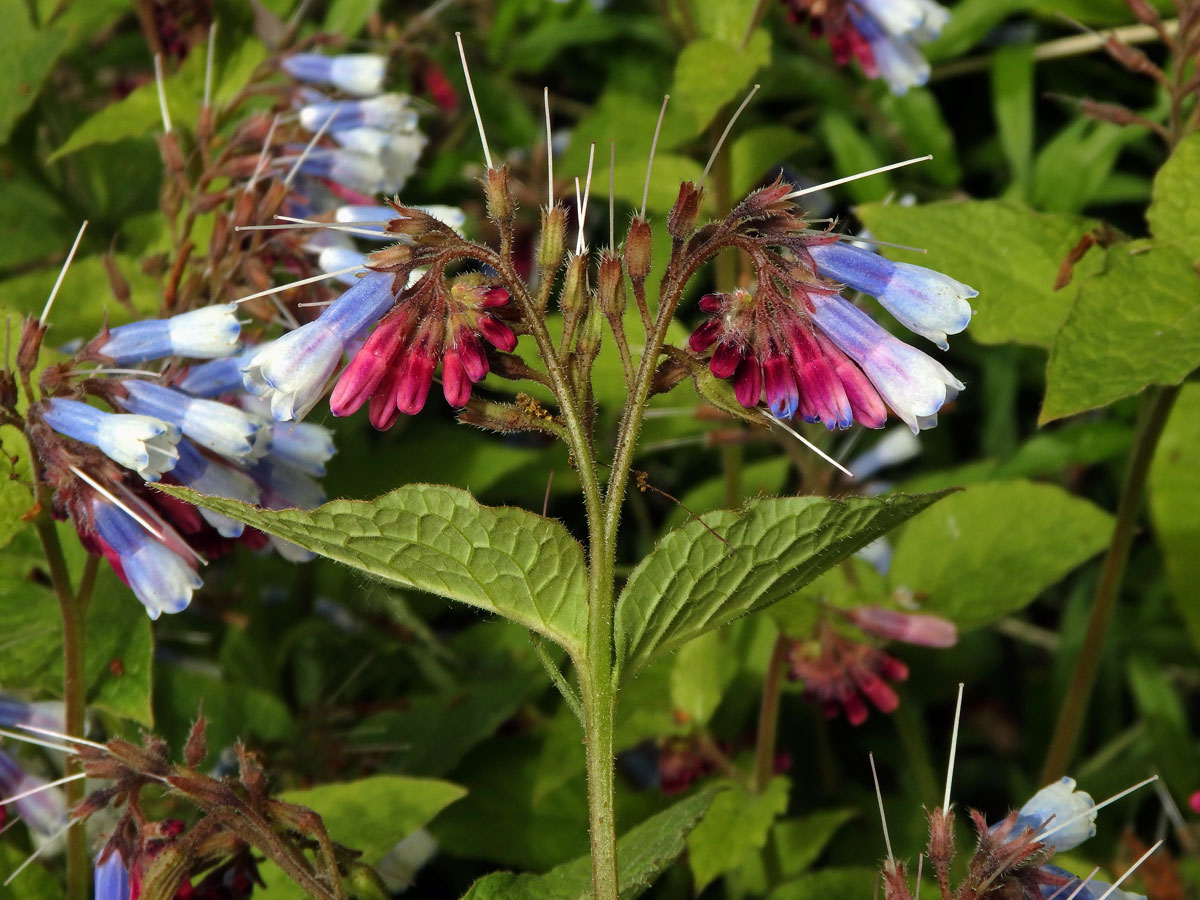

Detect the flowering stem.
[
  {"left": 31, "top": 486, "right": 89, "bottom": 900},
  {"left": 753, "top": 634, "right": 791, "bottom": 792},
  {"left": 1040, "top": 384, "right": 1181, "bottom": 783}
]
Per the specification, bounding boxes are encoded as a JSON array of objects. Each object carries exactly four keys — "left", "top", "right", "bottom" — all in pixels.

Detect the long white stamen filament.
[
  {"left": 1052, "top": 867, "right": 1099, "bottom": 900},
  {"left": 3, "top": 817, "right": 75, "bottom": 886},
  {"left": 39, "top": 221, "right": 88, "bottom": 327},
  {"left": 1036, "top": 775, "right": 1158, "bottom": 843},
  {"left": 296, "top": 299, "right": 336, "bottom": 308},
  {"left": 245, "top": 113, "right": 280, "bottom": 193},
  {"left": 269, "top": 294, "right": 300, "bottom": 331},
  {"left": 575, "top": 178, "right": 583, "bottom": 247},
  {"left": 577, "top": 143, "right": 596, "bottom": 255},
  {"left": 285, "top": 107, "right": 339, "bottom": 188},
  {"left": 203, "top": 21, "right": 217, "bottom": 109},
  {"left": 1094, "top": 840, "right": 1162, "bottom": 900},
  {"left": 65, "top": 368, "right": 161, "bottom": 379},
  {"left": 943, "top": 683, "right": 964, "bottom": 809},
  {"left": 641, "top": 95, "right": 669, "bottom": 216},
  {"left": 765, "top": 412, "right": 855, "bottom": 478},
  {"left": 832, "top": 233, "right": 928, "bottom": 254},
  {"left": 699, "top": 83, "right": 760, "bottom": 188},
  {"left": 0, "top": 727, "right": 79, "bottom": 756},
  {"left": 16, "top": 723, "right": 108, "bottom": 752},
  {"left": 456, "top": 32, "right": 493, "bottom": 170},
  {"left": 69, "top": 466, "right": 164, "bottom": 540},
  {"left": 154, "top": 54, "right": 172, "bottom": 134},
  {"left": 869, "top": 753, "right": 895, "bottom": 863},
  {"left": 0, "top": 772, "right": 87, "bottom": 808},
  {"left": 544, "top": 87, "right": 554, "bottom": 206},
  {"left": 278, "top": 214, "right": 391, "bottom": 239},
  {"left": 782, "top": 156, "right": 933, "bottom": 201},
  {"left": 232, "top": 264, "right": 365, "bottom": 305}
]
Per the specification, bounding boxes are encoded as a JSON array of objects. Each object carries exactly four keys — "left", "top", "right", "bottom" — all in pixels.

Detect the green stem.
[
  {"left": 1040, "top": 384, "right": 1181, "bottom": 782},
  {"left": 32, "top": 491, "right": 88, "bottom": 900},
  {"left": 753, "top": 634, "right": 790, "bottom": 792},
  {"left": 580, "top": 657, "right": 619, "bottom": 900}
]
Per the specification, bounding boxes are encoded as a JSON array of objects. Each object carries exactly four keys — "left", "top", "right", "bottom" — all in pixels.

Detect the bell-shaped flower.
[
  {"left": 808, "top": 292, "right": 964, "bottom": 433},
  {"left": 250, "top": 460, "right": 326, "bottom": 563},
  {"left": 243, "top": 270, "right": 398, "bottom": 422},
  {"left": 96, "top": 304, "right": 240, "bottom": 364},
  {"left": 94, "top": 848, "right": 132, "bottom": 900},
  {"left": 330, "top": 129, "right": 428, "bottom": 193},
  {"left": 294, "top": 148, "right": 388, "bottom": 194},
  {"left": 118, "top": 381, "right": 269, "bottom": 463},
  {"left": 807, "top": 241, "right": 975, "bottom": 350},
  {"left": 43, "top": 398, "right": 180, "bottom": 481},
  {"left": 88, "top": 495, "right": 201, "bottom": 619},
  {"left": 175, "top": 347, "right": 262, "bottom": 398},
  {"left": 282, "top": 52, "right": 387, "bottom": 96},
  {"left": 268, "top": 421, "right": 337, "bottom": 476},
  {"left": 0, "top": 696, "right": 65, "bottom": 735},
  {"left": 169, "top": 441, "right": 261, "bottom": 538},
  {"left": 299, "top": 94, "right": 417, "bottom": 133},
  {"left": 1012, "top": 776, "right": 1097, "bottom": 852},
  {"left": 0, "top": 749, "right": 69, "bottom": 837}
]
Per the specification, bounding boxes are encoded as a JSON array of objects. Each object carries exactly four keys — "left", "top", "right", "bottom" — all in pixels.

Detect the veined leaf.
[
  {"left": 160, "top": 484, "right": 589, "bottom": 659},
  {"left": 1147, "top": 131, "right": 1200, "bottom": 261},
  {"left": 688, "top": 778, "right": 790, "bottom": 891},
  {"left": 615, "top": 491, "right": 950, "bottom": 678},
  {"left": 460, "top": 786, "right": 721, "bottom": 900}
]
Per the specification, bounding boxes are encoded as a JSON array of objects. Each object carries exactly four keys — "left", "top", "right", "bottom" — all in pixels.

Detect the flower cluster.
[
  {"left": 689, "top": 235, "right": 974, "bottom": 434},
  {"left": 787, "top": 605, "right": 957, "bottom": 724},
  {"left": 781, "top": 0, "right": 951, "bottom": 94}
]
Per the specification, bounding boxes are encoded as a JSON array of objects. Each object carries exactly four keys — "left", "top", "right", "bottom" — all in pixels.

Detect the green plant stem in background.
[
  {"left": 753, "top": 634, "right": 791, "bottom": 793},
  {"left": 1040, "top": 384, "right": 1182, "bottom": 782},
  {"left": 31, "top": 487, "right": 88, "bottom": 900}
]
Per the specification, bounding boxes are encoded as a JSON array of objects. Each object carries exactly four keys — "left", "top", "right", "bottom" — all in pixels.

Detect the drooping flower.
[
  {"left": 330, "top": 273, "right": 515, "bottom": 426},
  {"left": 298, "top": 94, "right": 418, "bottom": 133},
  {"left": 116, "top": 380, "right": 270, "bottom": 463},
  {"left": 93, "top": 304, "right": 240, "bottom": 365},
  {"left": 94, "top": 847, "right": 132, "bottom": 900},
  {"left": 282, "top": 52, "right": 387, "bottom": 96},
  {"left": 243, "top": 269, "right": 399, "bottom": 422},
  {"left": 787, "top": 622, "right": 910, "bottom": 725},
  {"left": 0, "top": 749, "right": 69, "bottom": 837},
  {"left": 168, "top": 441, "right": 261, "bottom": 538},
  {"left": 806, "top": 240, "right": 974, "bottom": 350},
  {"left": 42, "top": 398, "right": 180, "bottom": 481},
  {"left": 845, "top": 605, "right": 958, "bottom": 647}
]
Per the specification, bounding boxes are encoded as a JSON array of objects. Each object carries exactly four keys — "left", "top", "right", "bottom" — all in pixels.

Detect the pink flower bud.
[
  {"left": 395, "top": 344, "right": 437, "bottom": 415},
  {"left": 733, "top": 357, "right": 762, "bottom": 408},
  {"left": 441, "top": 349, "right": 471, "bottom": 408},
  {"left": 689, "top": 317, "right": 723, "bottom": 353},
  {"left": 330, "top": 312, "right": 409, "bottom": 417},
  {"left": 456, "top": 330, "right": 489, "bottom": 382},
  {"left": 476, "top": 315, "right": 517, "bottom": 353},
  {"left": 849, "top": 606, "right": 958, "bottom": 648},
  {"left": 710, "top": 341, "right": 742, "bottom": 379}
]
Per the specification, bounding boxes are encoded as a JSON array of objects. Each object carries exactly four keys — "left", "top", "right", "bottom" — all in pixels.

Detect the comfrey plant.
[{"left": 161, "top": 37, "right": 979, "bottom": 898}]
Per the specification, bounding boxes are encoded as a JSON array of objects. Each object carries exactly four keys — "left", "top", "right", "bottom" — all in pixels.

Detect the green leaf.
[
  {"left": 856, "top": 200, "right": 1102, "bottom": 347},
  {"left": 672, "top": 30, "right": 770, "bottom": 133},
  {"left": 155, "top": 665, "right": 293, "bottom": 757},
  {"left": 0, "top": 173, "right": 74, "bottom": 270},
  {"left": 323, "top": 0, "right": 379, "bottom": 35},
  {"left": 0, "top": 0, "right": 69, "bottom": 143},
  {"left": 991, "top": 44, "right": 1034, "bottom": 195},
  {"left": 0, "top": 477, "right": 33, "bottom": 551},
  {"left": 1031, "top": 118, "right": 1139, "bottom": 214},
  {"left": 158, "top": 484, "right": 589, "bottom": 658},
  {"left": 1148, "top": 383, "right": 1200, "bottom": 648},
  {"left": 769, "top": 867, "right": 880, "bottom": 900},
  {"left": 733, "top": 808, "right": 857, "bottom": 893},
  {"left": 923, "top": 0, "right": 1025, "bottom": 61},
  {"left": 257, "top": 776, "right": 466, "bottom": 900},
  {"left": 731, "top": 125, "right": 812, "bottom": 198},
  {"left": 0, "top": 842, "right": 65, "bottom": 900},
  {"left": 615, "top": 491, "right": 950, "bottom": 677},
  {"left": 669, "top": 629, "right": 735, "bottom": 727},
  {"left": 84, "top": 566, "right": 154, "bottom": 724},
  {"left": 460, "top": 786, "right": 722, "bottom": 900},
  {"left": 688, "top": 777, "right": 790, "bottom": 891},
  {"left": 1041, "top": 244, "right": 1200, "bottom": 422},
  {"left": 1126, "top": 656, "right": 1198, "bottom": 803},
  {"left": 888, "top": 480, "right": 1113, "bottom": 629},
  {"left": 818, "top": 111, "right": 889, "bottom": 204},
  {"left": 1147, "top": 131, "right": 1200, "bottom": 261},
  {"left": 879, "top": 88, "right": 960, "bottom": 188}
]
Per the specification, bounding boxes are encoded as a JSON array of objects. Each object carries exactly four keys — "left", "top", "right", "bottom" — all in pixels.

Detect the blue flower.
[
  {"left": 1014, "top": 776, "right": 1097, "bottom": 852},
  {"left": 0, "top": 749, "right": 69, "bottom": 837},
  {"left": 282, "top": 52, "right": 387, "bottom": 96},
  {"left": 118, "top": 381, "right": 269, "bottom": 463},
  {"left": 808, "top": 292, "right": 964, "bottom": 433},
  {"left": 298, "top": 94, "right": 417, "bottom": 133},
  {"left": 94, "top": 848, "right": 132, "bottom": 900},
  {"left": 43, "top": 398, "right": 180, "bottom": 481},
  {"left": 807, "top": 241, "right": 975, "bottom": 350},
  {"left": 242, "top": 270, "right": 397, "bottom": 422},
  {"left": 96, "top": 304, "right": 240, "bottom": 365},
  {"left": 169, "top": 441, "right": 261, "bottom": 538}
]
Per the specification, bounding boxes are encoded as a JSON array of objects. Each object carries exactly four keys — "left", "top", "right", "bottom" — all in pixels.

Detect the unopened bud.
[
  {"left": 1127, "top": 0, "right": 1162, "bottom": 26},
  {"left": 347, "top": 862, "right": 391, "bottom": 900},
  {"left": 847, "top": 606, "right": 958, "bottom": 648},
  {"left": 625, "top": 216, "right": 653, "bottom": 283},
  {"left": 576, "top": 295, "right": 603, "bottom": 362},
  {"left": 597, "top": 253, "right": 626, "bottom": 322},
  {"left": 926, "top": 807, "right": 955, "bottom": 883},
  {"left": 650, "top": 356, "right": 688, "bottom": 396},
  {"left": 16, "top": 318, "right": 46, "bottom": 376},
  {"left": 457, "top": 397, "right": 560, "bottom": 436},
  {"left": 667, "top": 182, "right": 703, "bottom": 241},
  {"left": 538, "top": 206, "right": 567, "bottom": 282},
  {"left": 157, "top": 133, "right": 185, "bottom": 176},
  {"left": 183, "top": 716, "right": 207, "bottom": 768},
  {"left": 559, "top": 254, "right": 588, "bottom": 345},
  {"left": 486, "top": 165, "right": 515, "bottom": 224},
  {"left": 368, "top": 242, "right": 415, "bottom": 271}
]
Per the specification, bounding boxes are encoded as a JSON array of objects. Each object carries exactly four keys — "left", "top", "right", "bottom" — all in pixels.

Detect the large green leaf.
[
  {"left": 1041, "top": 244, "right": 1200, "bottom": 422},
  {"left": 688, "top": 777, "right": 790, "bottom": 891},
  {"left": 888, "top": 481, "right": 1112, "bottom": 629},
  {"left": 460, "top": 786, "right": 721, "bottom": 900},
  {"left": 614, "top": 492, "right": 949, "bottom": 677},
  {"left": 159, "top": 485, "right": 589, "bottom": 658},
  {"left": 672, "top": 30, "right": 770, "bottom": 134},
  {"left": 733, "top": 809, "right": 857, "bottom": 894},
  {"left": 257, "top": 776, "right": 465, "bottom": 900},
  {"left": 991, "top": 44, "right": 1034, "bottom": 195},
  {"left": 1148, "top": 383, "right": 1200, "bottom": 647},
  {"left": 0, "top": 0, "right": 68, "bottom": 143},
  {"left": 1146, "top": 131, "right": 1200, "bottom": 261},
  {"left": 856, "top": 201, "right": 1102, "bottom": 348},
  {"left": 769, "top": 867, "right": 880, "bottom": 900}
]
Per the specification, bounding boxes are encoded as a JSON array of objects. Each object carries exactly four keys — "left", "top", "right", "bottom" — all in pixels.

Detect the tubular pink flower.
[{"left": 847, "top": 606, "right": 958, "bottom": 648}]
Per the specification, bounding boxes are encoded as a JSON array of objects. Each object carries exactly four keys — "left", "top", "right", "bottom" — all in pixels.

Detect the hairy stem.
[
  {"left": 1040, "top": 384, "right": 1181, "bottom": 782},
  {"left": 32, "top": 489, "right": 88, "bottom": 900},
  {"left": 753, "top": 634, "right": 790, "bottom": 792}
]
